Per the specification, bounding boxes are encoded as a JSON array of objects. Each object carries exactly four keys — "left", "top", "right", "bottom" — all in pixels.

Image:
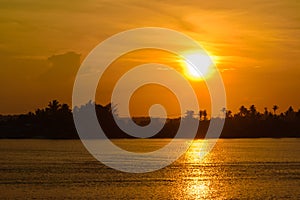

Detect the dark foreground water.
[{"left": 0, "top": 139, "right": 299, "bottom": 199}]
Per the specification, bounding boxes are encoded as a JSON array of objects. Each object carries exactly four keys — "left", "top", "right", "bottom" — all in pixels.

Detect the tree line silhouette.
[{"left": 0, "top": 100, "right": 299, "bottom": 139}]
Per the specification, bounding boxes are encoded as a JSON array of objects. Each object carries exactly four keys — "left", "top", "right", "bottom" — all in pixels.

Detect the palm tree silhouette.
[
  {"left": 199, "top": 110, "right": 203, "bottom": 121},
  {"left": 221, "top": 107, "right": 226, "bottom": 115},
  {"left": 250, "top": 105, "right": 256, "bottom": 114},
  {"left": 264, "top": 107, "right": 269, "bottom": 118},
  {"left": 47, "top": 100, "right": 61, "bottom": 113},
  {"left": 203, "top": 110, "right": 208, "bottom": 120},
  {"left": 272, "top": 105, "right": 279, "bottom": 115},
  {"left": 239, "top": 106, "right": 248, "bottom": 117},
  {"left": 226, "top": 110, "right": 232, "bottom": 118},
  {"left": 185, "top": 110, "right": 195, "bottom": 119}
]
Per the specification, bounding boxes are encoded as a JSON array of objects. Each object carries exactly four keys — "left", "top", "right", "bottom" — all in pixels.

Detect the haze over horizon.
[{"left": 1, "top": 0, "right": 300, "bottom": 115}]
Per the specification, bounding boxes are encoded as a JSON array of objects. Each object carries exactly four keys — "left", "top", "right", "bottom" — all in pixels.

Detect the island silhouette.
[{"left": 0, "top": 100, "right": 299, "bottom": 139}]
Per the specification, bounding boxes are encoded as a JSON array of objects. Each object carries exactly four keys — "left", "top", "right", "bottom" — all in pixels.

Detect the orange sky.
[
  {"left": 0, "top": 0, "right": 300, "bottom": 115},
  {"left": 94, "top": 49, "right": 212, "bottom": 117}
]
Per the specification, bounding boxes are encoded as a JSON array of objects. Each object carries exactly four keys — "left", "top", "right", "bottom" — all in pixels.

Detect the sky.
[{"left": 0, "top": 0, "right": 300, "bottom": 116}]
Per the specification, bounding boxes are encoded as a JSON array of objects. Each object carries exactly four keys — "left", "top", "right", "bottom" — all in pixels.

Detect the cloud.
[{"left": 39, "top": 51, "right": 80, "bottom": 82}]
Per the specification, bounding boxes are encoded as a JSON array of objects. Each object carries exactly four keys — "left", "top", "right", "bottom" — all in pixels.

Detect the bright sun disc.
[{"left": 181, "top": 52, "right": 214, "bottom": 81}]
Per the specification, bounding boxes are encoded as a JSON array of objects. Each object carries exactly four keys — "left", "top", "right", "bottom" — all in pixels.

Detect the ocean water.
[{"left": 0, "top": 139, "right": 299, "bottom": 199}]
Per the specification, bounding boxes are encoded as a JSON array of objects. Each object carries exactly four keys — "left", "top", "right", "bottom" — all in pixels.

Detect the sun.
[{"left": 179, "top": 52, "right": 215, "bottom": 81}]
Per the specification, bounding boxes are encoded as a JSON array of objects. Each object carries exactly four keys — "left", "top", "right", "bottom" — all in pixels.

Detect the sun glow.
[{"left": 180, "top": 52, "right": 215, "bottom": 81}]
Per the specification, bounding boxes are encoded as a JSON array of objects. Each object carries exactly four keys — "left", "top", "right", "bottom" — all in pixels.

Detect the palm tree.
[
  {"left": 185, "top": 110, "right": 195, "bottom": 119},
  {"left": 285, "top": 106, "right": 295, "bottom": 119},
  {"left": 47, "top": 100, "right": 61, "bottom": 113},
  {"left": 249, "top": 105, "right": 257, "bottom": 114},
  {"left": 60, "top": 103, "right": 71, "bottom": 113},
  {"left": 249, "top": 105, "right": 257, "bottom": 119},
  {"left": 264, "top": 107, "right": 269, "bottom": 118},
  {"left": 239, "top": 106, "right": 248, "bottom": 117},
  {"left": 199, "top": 110, "right": 203, "bottom": 121},
  {"left": 272, "top": 105, "right": 279, "bottom": 115},
  {"left": 220, "top": 107, "right": 226, "bottom": 118},
  {"left": 221, "top": 107, "right": 226, "bottom": 114},
  {"left": 226, "top": 110, "right": 232, "bottom": 118},
  {"left": 203, "top": 110, "right": 208, "bottom": 121}
]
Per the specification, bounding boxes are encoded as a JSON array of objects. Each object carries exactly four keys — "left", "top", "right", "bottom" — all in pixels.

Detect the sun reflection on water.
[
  {"left": 185, "top": 139, "right": 211, "bottom": 163},
  {"left": 185, "top": 177, "right": 211, "bottom": 200},
  {"left": 181, "top": 140, "right": 213, "bottom": 199}
]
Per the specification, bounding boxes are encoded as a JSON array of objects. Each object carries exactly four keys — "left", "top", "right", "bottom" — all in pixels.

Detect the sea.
[{"left": 1, "top": 138, "right": 299, "bottom": 199}]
